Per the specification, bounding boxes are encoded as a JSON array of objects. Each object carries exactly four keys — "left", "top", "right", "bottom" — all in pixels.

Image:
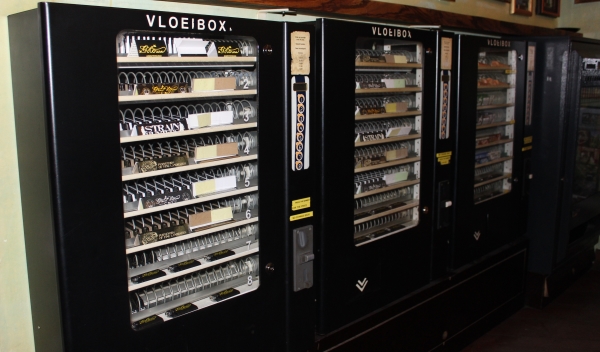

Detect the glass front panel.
[
  {"left": 116, "top": 31, "right": 260, "bottom": 328},
  {"left": 474, "top": 48, "right": 516, "bottom": 204},
  {"left": 353, "top": 37, "right": 423, "bottom": 246},
  {"left": 573, "top": 59, "right": 600, "bottom": 203}
]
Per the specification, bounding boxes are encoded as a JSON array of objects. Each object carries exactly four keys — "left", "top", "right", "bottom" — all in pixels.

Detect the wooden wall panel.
[{"left": 159, "top": 0, "right": 581, "bottom": 37}]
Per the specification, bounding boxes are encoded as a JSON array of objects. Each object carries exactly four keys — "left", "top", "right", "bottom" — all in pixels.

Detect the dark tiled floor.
[{"left": 462, "top": 259, "right": 600, "bottom": 352}]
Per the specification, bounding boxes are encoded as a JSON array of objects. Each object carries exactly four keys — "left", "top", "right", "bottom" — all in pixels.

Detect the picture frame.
[
  {"left": 511, "top": 0, "right": 533, "bottom": 16},
  {"left": 537, "top": 0, "right": 560, "bottom": 17}
]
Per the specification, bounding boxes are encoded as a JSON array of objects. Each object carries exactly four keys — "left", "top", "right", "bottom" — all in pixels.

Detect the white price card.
[
  {"left": 186, "top": 110, "right": 234, "bottom": 129},
  {"left": 192, "top": 176, "right": 237, "bottom": 197}
]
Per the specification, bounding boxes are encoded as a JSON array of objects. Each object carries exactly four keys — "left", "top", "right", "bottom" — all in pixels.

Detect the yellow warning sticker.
[
  {"left": 290, "top": 211, "right": 313, "bottom": 222},
  {"left": 436, "top": 151, "right": 452, "bottom": 165},
  {"left": 292, "top": 197, "right": 311, "bottom": 211},
  {"left": 524, "top": 136, "right": 532, "bottom": 144}
]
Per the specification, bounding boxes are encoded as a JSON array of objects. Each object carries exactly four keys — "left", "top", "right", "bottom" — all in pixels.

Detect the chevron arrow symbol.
[{"left": 356, "top": 278, "right": 368, "bottom": 292}]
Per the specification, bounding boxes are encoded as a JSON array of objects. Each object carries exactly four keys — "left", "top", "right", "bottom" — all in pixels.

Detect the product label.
[
  {"left": 136, "top": 40, "right": 168, "bottom": 57},
  {"left": 130, "top": 269, "right": 166, "bottom": 283},
  {"left": 356, "top": 155, "right": 387, "bottom": 169},
  {"left": 135, "top": 83, "right": 189, "bottom": 95},
  {"left": 168, "top": 259, "right": 201, "bottom": 272},
  {"left": 137, "top": 155, "right": 188, "bottom": 173},
  {"left": 140, "top": 190, "right": 192, "bottom": 209},
  {"left": 211, "top": 288, "right": 240, "bottom": 302},
  {"left": 132, "top": 315, "right": 164, "bottom": 330},
  {"left": 356, "top": 179, "right": 387, "bottom": 194},
  {"left": 358, "top": 82, "right": 386, "bottom": 89},
  {"left": 206, "top": 249, "right": 235, "bottom": 261},
  {"left": 139, "top": 224, "right": 189, "bottom": 245},
  {"left": 356, "top": 131, "right": 386, "bottom": 142},
  {"left": 136, "top": 121, "right": 186, "bottom": 136},
  {"left": 357, "top": 55, "right": 386, "bottom": 63},
  {"left": 217, "top": 43, "right": 241, "bottom": 57},
  {"left": 165, "top": 303, "right": 198, "bottom": 318},
  {"left": 359, "top": 107, "right": 387, "bottom": 115}
]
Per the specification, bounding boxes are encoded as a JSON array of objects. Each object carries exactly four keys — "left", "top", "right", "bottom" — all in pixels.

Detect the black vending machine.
[
  {"left": 9, "top": 3, "right": 316, "bottom": 351},
  {"left": 451, "top": 35, "right": 534, "bottom": 269},
  {"left": 527, "top": 36, "right": 600, "bottom": 305},
  {"left": 315, "top": 19, "right": 455, "bottom": 334}
]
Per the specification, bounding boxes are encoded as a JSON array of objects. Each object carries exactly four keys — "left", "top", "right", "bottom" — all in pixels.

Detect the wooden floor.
[{"left": 462, "top": 256, "right": 600, "bottom": 352}]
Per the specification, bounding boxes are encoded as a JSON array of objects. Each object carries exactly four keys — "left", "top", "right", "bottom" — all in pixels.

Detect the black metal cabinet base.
[
  {"left": 312, "top": 238, "right": 527, "bottom": 351},
  {"left": 526, "top": 233, "right": 599, "bottom": 309}
]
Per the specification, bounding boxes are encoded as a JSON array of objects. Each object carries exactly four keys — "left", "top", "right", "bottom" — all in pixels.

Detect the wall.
[
  {"left": 559, "top": 1, "right": 600, "bottom": 39},
  {"left": 0, "top": 0, "right": 597, "bottom": 351},
  {"left": 381, "top": 0, "right": 558, "bottom": 28}
]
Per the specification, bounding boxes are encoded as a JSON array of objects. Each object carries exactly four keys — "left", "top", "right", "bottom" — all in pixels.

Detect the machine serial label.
[{"left": 292, "top": 197, "right": 311, "bottom": 211}]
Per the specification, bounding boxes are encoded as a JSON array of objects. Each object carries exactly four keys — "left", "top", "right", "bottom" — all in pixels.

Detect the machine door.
[
  {"left": 317, "top": 19, "right": 439, "bottom": 334},
  {"left": 452, "top": 35, "right": 527, "bottom": 268},
  {"left": 12, "top": 3, "right": 314, "bottom": 351}
]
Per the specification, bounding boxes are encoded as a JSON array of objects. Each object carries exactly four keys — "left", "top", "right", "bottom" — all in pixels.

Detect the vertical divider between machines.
[
  {"left": 431, "top": 31, "right": 456, "bottom": 280},
  {"left": 283, "top": 22, "right": 317, "bottom": 351}
]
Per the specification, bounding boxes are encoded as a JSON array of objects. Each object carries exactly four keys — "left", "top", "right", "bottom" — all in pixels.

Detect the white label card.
[
  {"left": 381, "top": 79, "right": 405, "bottom": 89},
  {"left": 192, "top": 175, "right": 237, "bottom": 197},
  {"left": 186, "top": 110, "right": 234, "bottom": 129},
  {"left": 387, "top": 126, "right": 412, "bottom": 137},
  {"left": 441, "top": 37, "right": 452, "bottom": 70},
  {"left": 384, "top": 171, "right": 409, "bottom": 185}
]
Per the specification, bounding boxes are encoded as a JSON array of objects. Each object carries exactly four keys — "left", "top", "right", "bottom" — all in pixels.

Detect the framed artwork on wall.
[
  {"left": 511, "top": 0, "right": 534, "bottom": 15},
  {"left": 537, "top": 0, "right": 560, "bottom": 16}
]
